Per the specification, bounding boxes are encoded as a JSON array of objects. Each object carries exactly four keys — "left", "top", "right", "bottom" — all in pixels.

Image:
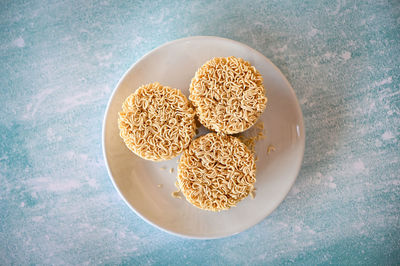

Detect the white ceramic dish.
[{"left": 102, "top": 36, "right": 305, "bottom": 239}]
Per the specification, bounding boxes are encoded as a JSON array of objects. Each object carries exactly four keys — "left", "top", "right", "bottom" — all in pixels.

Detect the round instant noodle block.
[
  {"left": 118, "top": 82, "right": 196, "bottom": 161},
  {"left": 177, "top": 133, "right": 256, "bottom": 211},
  {"left": 189, "top": 56, "right": 267, "bottom": 134}
]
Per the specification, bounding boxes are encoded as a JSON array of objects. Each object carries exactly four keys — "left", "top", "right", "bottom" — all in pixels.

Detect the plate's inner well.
[{"left": 103, "top": 36, "right": 304, "bottom": 239}]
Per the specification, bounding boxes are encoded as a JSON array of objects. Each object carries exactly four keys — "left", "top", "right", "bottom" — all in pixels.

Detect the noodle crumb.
[
  {"left": 256, "top": 131, "right": 265, "bottom": 140},
  {"left": 236, "top": 122, "right": 265, "bottom": 153},
  {"left": 256, "top": 122, "right": 264, "bottom": 130},
  {"left": 250, "top": 191, "right": 256, "bottom": 199},
  {"left": 172, "top": 191, "right": 182, "bottom": 199},
  {"left": 250, "top": 187, "right": 256, "bottom": 199},
  {"left": 267, "top": 144, "right": 276, "bottom": 154}
]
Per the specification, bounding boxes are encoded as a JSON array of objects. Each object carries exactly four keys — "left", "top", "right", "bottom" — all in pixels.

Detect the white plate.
[{"left": 102, "top": 36, "right": 305, "bottom": 239}]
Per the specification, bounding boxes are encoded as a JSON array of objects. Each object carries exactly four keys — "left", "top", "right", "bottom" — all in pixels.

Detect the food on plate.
[
  {"left": 177, "top": 133, "right": 256, "bottom": 211},
  {"left": 267, "top": 144, "right": 276, "bottom": 154},
  {"left": 118, "top": 82, "right": 196, "bottom": 161},
  {"left": 189, "top": 56, "right": 267, "bottom": 134}
]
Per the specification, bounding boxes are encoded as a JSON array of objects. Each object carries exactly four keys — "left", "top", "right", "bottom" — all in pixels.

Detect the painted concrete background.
[{"left": 1, "top": 0, "right": 399, "bottom": 264}]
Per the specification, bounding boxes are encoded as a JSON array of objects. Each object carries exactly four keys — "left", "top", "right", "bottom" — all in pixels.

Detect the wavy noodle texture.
[
  {"left": 189, "top": 56, "right": 267, "bottom": 134},
  {"left": 118, "top": 82, "right": 196, "bottom": 161},
  {"left": 177, "top": 133, "right": 256, "bottom": 211}
]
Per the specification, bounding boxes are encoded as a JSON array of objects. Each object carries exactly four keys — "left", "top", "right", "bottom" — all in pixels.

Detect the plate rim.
[{"left": 102, "top": 35, "right": 305, "bottom": 239}]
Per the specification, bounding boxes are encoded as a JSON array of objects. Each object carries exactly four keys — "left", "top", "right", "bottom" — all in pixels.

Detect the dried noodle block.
[
  {"left": 118, "top": 82, "right": 196, "bottom": 161},
  {"left": 177, "top": 133, "right": 256, "bottom": 211},
  {"left": 189, "top": 56, "right": 267, "bottom": 134}
]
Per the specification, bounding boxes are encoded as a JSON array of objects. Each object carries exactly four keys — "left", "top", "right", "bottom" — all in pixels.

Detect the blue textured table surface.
[{"left": 1, "top": 0, "right": 399, "bottom": 264}]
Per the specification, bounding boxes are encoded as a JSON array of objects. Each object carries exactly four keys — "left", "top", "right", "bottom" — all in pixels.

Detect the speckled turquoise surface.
[{"left": 1, "top": 0, "right": 399, "bottom": 264}]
